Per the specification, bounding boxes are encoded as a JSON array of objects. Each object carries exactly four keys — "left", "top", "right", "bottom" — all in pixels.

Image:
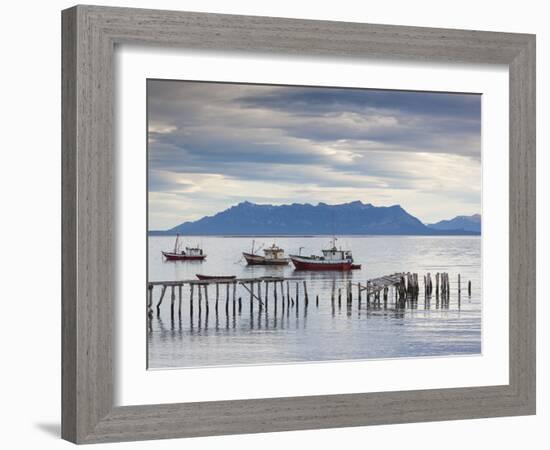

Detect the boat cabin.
[
  {"left": 263, "top": 244, "right": 285, "bottom": 260},
  {"left": 321, "top": 247, "right": 353, "bottom": 262},
  {"left": 185, "top": 247, "right": 204, "bottom": 257}
]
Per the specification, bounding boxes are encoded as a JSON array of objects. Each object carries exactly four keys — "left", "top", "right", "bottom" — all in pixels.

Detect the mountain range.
[
  {"left": 427, "top": 214, "right": 481, "bottom": 233},
  {"left": 150, "top": 201, "right": 480, "bottom": 236}
]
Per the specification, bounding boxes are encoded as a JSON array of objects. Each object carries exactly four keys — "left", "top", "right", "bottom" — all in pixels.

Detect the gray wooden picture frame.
[{"left": 61, "top": 5, "right": 536, "bottom": 444}]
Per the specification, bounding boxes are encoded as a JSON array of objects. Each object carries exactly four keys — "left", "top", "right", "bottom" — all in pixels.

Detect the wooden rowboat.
[{"left": 196, "top": 274, "right": 236, "bottom": 281}]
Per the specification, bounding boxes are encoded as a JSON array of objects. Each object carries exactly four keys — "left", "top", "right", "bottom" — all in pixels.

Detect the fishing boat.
[
  {"left": 243, "top": 241, "right": 290, "bottom": 266},
  {"left": 289, "top": 238, "right": 360, "bottom": 271},
  {"left": 161, "top": 234, "right": 206, "bottom": 261},
  {"left": 196, "top": 274, "right": 236, "bottom": 281}
]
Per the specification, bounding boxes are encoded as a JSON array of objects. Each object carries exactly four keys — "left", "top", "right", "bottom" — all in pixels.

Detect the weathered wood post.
[
  {"left": 436, "top": 272, "right": 440, "bottom": 298},
  {"left": 178, "top": 284, "right": 183, "bottom": 316},
  {"left": 170, "top": 286, "right": 176, "bottom": 319},
  {"left": 338, "top": 288, "right": 342, "bottom": 307},
  {"left": 331, "top": 279, "right": 336, "bottom": 305},
  {"left": 316, "top": 294, "right": 319, "bottom": 307},
  {"left": 424, "top": 275, "right": 428, "bottom": 298},
  {"left": 468, "top": 280, "right": 472, "bottom": 297},
  {"left": 458, "top": 274, "right": 461, "bottom": 294},
  {"left": 189, "top": 284, "right": 194, "bottom": 316},
  {"left": 147, "top": 284, "right": 153, "bottom": 316},
  {"left": 198, "top": 283, "right": 202, "bottom": 316},
  {"left": 286, "top": 281, "right": 290, "bottom": 309},
  {"left": 249, "top": 282, "right": 254, "bottom": 314},
  {"left": 358, "top": 282, "right": 362, "bottom": 302},
  {"left": 295, "top": 282, "right": 299, "bottom": 309},
  {"left": 156, "top": 285, "right": 167, "bottom": 316},
  {"left": 232, "top": 282, "right": 236, "bottom": 314},
  {"left": 215, "top": 283, "right": 219, "bottom": 311},
  {"left": 303, "top": 281, "right": 309, "bottom": 306},
  {"left": 204, "top": 284, "right": 209, "bottom": 314}
]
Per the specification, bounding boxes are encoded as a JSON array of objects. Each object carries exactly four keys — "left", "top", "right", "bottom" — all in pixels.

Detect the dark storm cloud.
[{"left": 238, "top": 88, "right": 480, "bottom": 120}]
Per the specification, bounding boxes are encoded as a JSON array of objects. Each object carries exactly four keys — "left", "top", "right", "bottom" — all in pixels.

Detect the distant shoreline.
[{"left": 148, "top": 232, "right": 481, "bottom": 237}]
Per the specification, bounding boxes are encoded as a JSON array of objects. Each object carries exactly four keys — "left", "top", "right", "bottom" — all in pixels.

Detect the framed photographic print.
[{"left": 62, "top": 5, "right": 536, "bottom": 444}]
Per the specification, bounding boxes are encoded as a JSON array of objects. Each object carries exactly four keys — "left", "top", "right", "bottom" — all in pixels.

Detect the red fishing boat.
[
  {"left": 242, "top": 241, "right": 290, "bottom": 266},
  {"left": 161, "top": 234, "right": 206, "bottom": 261},
  {"left": 289, "top": 239, "right": 361, "bottom": 271}
]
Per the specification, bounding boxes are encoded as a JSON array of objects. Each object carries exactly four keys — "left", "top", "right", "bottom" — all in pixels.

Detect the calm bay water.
[{"left": 147, "top": 235, "right": 481, "bottom": 369}]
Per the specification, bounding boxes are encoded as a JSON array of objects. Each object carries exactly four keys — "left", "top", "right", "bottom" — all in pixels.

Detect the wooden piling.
[
  {"left": 468, "top": 280, "right": 472, "bottom": 297},
  {"left": 147, "top": 284, "right": 153, "bottom": 316},
  {"left": 286, "top": 282, "right": 290, "bottom": 307},
  {"left": 204, "top": 285, "right": 209, "bottom": 313},
  {"left": 249, "top": 282, "right": 254, "bottom": 314},
  {"left": 170, "top": 286, "right": 176, "bottom": 318},
  {"left": 198, "top": 283, "right": 202, "bottom": 315},
  {"left": 178, "top": 284, "right": 182, "bottom": 316},
  {"left": 303, "top": 281, "right": 308, "bottom": 306},
  {"left": 189, "top": 284, "right": 194, "bottom": 316},
  {"left": 222, "top": 286, "right": 228, "bottom": 315},
  {"left": 156, "top": 285, "right": 167, "bottom": 315}
]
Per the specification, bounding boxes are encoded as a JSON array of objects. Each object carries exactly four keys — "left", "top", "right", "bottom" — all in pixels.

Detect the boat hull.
[
  {"left": 196, "top": 274, "right": 236, "bottom": 280},
  {"left": 162, "top": 251, "right": 206, "bottom": 261},
  {"left": 243, "top": 252, "right": 289, "bottom": 266},
  {"left": 290, "top": 255, "right": 354, "bottom": 271}
]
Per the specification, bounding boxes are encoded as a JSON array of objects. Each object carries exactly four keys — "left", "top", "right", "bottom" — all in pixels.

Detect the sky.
[{"left": 148, "top": 80, "right": 481, "bottom": 230}]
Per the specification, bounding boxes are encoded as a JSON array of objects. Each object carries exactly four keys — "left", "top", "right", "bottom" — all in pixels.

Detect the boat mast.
[{"left": 174, "top": 234, "right": 179, "bottom": 253}]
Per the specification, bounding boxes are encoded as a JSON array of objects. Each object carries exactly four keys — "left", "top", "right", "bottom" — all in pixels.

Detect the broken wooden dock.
[{"left": 147, "top": 271, "right": 470, "bottom": 326}]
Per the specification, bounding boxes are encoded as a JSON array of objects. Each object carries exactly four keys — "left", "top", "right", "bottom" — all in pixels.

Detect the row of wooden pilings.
[
  {"left": 148, "top": 278, "right": 313, "bottom": 320},
  {"left": 147, "top": 273, "right": 472, "bottom": 321}
]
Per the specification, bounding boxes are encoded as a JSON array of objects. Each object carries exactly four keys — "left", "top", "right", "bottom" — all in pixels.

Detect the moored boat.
[
  {"left": 289, "top": 239, "right": 360, "bottom": 271},
  {"left": 243, "top": 241, "right": 290, "bottom": 266},
  {"left": 162, "top": 234, "right": 206, "bottom": 261},
  {"left": 196, "top": 274, "right": 236, "bottom": 280}
]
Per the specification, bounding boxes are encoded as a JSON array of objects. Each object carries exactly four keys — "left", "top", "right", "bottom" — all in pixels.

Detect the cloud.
[{"left": 147, "top": 80, "right": 481, "bottom": 229}]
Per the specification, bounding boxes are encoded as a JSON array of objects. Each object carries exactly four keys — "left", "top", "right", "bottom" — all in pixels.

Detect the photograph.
[{"left": 146, "top": 80, "right": 482, "bottom": 369}]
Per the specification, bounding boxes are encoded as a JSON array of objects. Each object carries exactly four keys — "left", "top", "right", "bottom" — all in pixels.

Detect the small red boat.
[
  {"left": 290, "top": 238, "right": 361, "bottom": 271},
  {"left": 162, "top": 234, "right": 206, "bottom": 261},
  {"left": 196, "top": 274, "right": 236, "bottom": 281}
]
